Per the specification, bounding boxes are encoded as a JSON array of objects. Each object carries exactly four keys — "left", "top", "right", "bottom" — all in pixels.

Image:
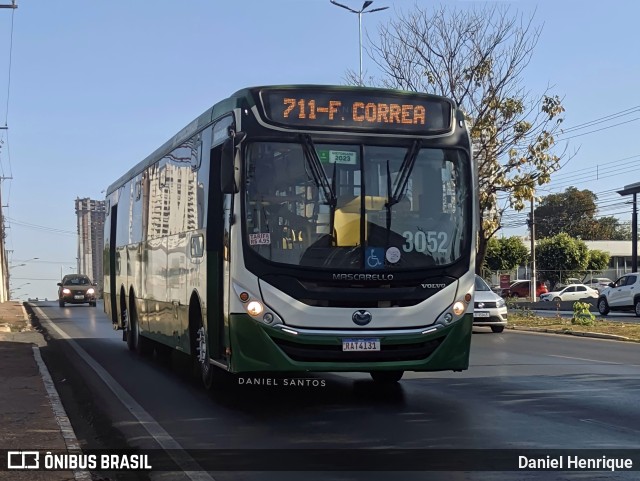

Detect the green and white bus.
[{"left": 104, "top": 85, "right": 476, "bottom": 386}]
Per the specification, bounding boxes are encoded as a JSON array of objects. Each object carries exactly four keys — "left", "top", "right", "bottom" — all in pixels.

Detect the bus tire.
[
  {"left": 370, "top": 370, "right": 404, "bottom": 384},
  {"left": 191, "top": 301, "right": 214, "bottom": 389},
  {"left": 126, "top": 295, "right": 153, "bottom": 356}
]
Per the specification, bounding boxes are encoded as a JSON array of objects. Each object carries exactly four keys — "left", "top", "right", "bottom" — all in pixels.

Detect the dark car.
[
  {"left": 502, "top": 280, "right": 548, "bottom": 298},
  {"left": 57, "top": 274, "right": 97, "bottom": 307}
]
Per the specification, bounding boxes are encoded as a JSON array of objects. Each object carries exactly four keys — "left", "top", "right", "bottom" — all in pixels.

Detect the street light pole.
[{"left": 330, "top": 0, "right": 389, "bottom": 86}]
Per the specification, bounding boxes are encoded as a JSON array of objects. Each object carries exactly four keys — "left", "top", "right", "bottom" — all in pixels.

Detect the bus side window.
[
  {"left": 191, "top": 234, "right": 204, "bottom": 258},
  {"left": 192, "top": 135, "right": 202, "bottom": 171},
  {"left": 159, "top": 167, "right": 167, "bottom": 188}
]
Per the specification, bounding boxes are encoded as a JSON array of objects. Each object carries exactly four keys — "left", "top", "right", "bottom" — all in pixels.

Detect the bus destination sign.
[{"left": 260, "top": 89, "right": 453, "bottom": 133}]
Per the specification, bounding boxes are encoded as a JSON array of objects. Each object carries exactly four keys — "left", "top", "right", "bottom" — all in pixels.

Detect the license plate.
[
  {"left": 74, "top": 295, "right": 84, "bottom": 300},
  {"left": 342, "top": 338, "right": 380, "bottom": 352},
  {"left": 474, "top": 311, "right": 490, "bottom": 318}
]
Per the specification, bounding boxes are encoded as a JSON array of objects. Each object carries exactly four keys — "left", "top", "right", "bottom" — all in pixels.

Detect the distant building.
[
  {"left": 75, "top": 198, "right": 106, "bottom": 292},
  {"left": 583, "top": 240, "right": 640, "bottom": 278}
]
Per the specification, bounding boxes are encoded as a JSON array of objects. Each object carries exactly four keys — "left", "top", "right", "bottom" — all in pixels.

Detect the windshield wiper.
[
  {"left": 300, "top": 134, "right": 338, "bottom": 242},
  {"left": 385, "top": 140, "right": 422, "bottom": 233}
]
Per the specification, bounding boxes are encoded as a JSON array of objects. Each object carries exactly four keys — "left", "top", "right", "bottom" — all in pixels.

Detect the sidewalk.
[{"left": 0, "top": 301, "right": 75, "bottom": 480}]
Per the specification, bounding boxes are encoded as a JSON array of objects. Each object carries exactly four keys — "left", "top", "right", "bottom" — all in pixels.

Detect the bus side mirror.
[
  {"left": 220, "top": 132, "right": 246, "bottom": 194},
  {"left": 221, "top": 138, "right": 238, "bottom": 194}
]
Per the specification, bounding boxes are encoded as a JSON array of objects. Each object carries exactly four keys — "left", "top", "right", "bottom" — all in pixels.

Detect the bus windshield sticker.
[
  {"left": 385, "top": 247, "right": 401, "bottom": 264},
  {"left": 318, "top": 150, "right": 357, "bottom": 164},
  {"left": 329, "top": 150, "right": 357, "bottom": 164},
  {"left": 249, "top": 233, "right": 271, "bottom": 246},
  {"left": 365, "top": 247, "right": 385, "bottom": 269}
]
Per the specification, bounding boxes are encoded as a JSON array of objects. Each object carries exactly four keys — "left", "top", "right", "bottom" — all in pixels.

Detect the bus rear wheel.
[
  {"left": 370, "top": 370, "right": 404, "bottom": 384},
  {"left": 126, "top": 298, "right": 152, "bottom": 356}
]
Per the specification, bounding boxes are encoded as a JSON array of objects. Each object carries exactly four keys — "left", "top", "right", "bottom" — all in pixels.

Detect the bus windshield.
[{"left": 244, "top": 140, "right": 469, "bottom": 271}]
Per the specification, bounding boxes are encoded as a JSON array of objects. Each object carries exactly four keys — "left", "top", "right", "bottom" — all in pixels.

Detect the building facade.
[{"left": 75, "top": 198, "right": 106, "bottom": 292}]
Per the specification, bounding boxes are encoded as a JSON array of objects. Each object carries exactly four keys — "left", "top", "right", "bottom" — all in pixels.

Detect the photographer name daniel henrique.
[
  {"left": 519, "top": 455, "right": 634, "bottom": 471},
  {"left": 237, "top": 377, "right": 326, "bottom": 387}
]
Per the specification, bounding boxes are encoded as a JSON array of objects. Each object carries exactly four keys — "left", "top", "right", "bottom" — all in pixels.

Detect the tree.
[
  {"left": 594, "top": 217, "right": 632, "bottom": 241},
  {"left": 536, "top": 233, "right": 588, "bottom": 288},
  {"left": 484, "top": 236, "right": 529, "bottom": 271},
  {"left": 535, "top": 187, "right": 631, "bottom": 240},
  {"left": 586, "top": 249, "right": 610, "bottom": 273},
  {"left": 353, "top": 4, "right": 567, "bottom": 273}
]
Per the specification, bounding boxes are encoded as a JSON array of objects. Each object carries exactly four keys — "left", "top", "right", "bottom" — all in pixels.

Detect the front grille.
[
  {"left": 272, "top": 336, "right": 445, "bottom": 363},
  {"left": 474, "top": 301, "right": 497, "bottom": 308}
]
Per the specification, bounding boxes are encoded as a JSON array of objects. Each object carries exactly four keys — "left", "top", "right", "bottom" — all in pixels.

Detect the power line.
[
  {"left": 560, "top": 105, "right": 640, "bottom": 134},
  {"left": 6, "top": 216, "right": 76, "bottom": 236},
  {"left": 557, "top": 117, "right": 640, "bottom": 141},
  {"left": 549, "top": 153, "right": 640, "bottom": 182}
]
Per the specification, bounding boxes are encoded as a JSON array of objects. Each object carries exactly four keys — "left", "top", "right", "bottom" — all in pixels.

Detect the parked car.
[
  {"left": 473, "top": 276, "right": 507, "bottom": 333},
  {"left": 502, "top": 280, "right": 548, "bottom": 298},
  {"left": 597, "top": 273, "right": 640, "bottom": 316},
  {"left": 57, "top": 274, "right": 97, "bottom": 307},
  {"left": 539, "top": 284, "right": 599, "bottom": 302},
  {"left": 582, "top": 277, "right": 614, "bottom": 293}
]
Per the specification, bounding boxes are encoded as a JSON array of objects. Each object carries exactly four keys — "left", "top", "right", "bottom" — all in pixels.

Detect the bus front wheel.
[
  {"left": 190, "top": 301, "right": 214, "bottom": 389},
  {"left": 370, "top": 370, "right": 404, "bottom": 384}
]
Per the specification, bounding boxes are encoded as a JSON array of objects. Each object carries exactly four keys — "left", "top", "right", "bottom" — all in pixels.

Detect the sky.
[{"left": 0, "top": 0, "right": 639, "bottom": 300}]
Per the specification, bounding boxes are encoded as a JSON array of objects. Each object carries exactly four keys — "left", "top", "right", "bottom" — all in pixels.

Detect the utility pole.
[
  {"left": 1, "top": 1, "right": 17, "bottom": 301},
  {"left": 529, "top": 196, "right": 537, "bottom": 301},
  {"left": 618, "top": 182, "right": 640, "bottom": 272},
  {"left": 329, "top": 1, "right": 389, "bottom": 86}
]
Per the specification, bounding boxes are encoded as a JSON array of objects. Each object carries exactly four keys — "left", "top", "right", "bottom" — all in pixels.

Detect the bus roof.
[{"left": 105, "top": 85, "right": 457, "bottom": 195}]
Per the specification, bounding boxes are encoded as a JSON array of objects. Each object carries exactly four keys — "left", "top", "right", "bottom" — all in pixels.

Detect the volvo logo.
[{"left": 352, "top": 310, "right": 372, "bottom": 326}]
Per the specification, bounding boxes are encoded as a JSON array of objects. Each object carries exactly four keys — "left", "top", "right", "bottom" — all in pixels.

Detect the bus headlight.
[
  {"left": 232, "top": 282, "right": 283, "bottom": 325},
  {"left": 452, "top": 301, "right": 466, "bottom": 316},
  {"left": 246, "top": 301, "right": 264, "bottom": 317}
]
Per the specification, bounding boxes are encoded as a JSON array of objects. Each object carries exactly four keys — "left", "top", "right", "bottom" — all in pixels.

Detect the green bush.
[{"left": 572, "top": 301, "right": 595, "bottom": 326}]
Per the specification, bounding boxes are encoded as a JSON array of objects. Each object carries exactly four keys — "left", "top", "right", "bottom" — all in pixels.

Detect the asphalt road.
[{"left": 29, "top": 301, "right": 640, "bottom": 481}]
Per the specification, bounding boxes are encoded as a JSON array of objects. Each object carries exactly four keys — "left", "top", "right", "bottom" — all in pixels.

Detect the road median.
[{"left": 507, "top": 305, "right": 640, "bottom": 342}]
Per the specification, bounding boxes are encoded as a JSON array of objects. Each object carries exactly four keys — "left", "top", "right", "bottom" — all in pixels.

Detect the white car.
[
  {"left": 539, "top": 284, "right": 599, "bottom": 302},
  {"left": 473, "top": 276, "right": 508, "bottom": 333},
  {"left": 597, "top": 273, "right": 640, "bottom": 316},
  {"left": 583, "top": 277, "right": 613, "bottom": 293}
]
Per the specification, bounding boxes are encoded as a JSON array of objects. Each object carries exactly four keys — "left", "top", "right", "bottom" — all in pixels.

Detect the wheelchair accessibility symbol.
[{"left": 365, "top": 247, "right": 385, "bottom": 269}]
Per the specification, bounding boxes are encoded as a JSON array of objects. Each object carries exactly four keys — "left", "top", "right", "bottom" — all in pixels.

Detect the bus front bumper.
[{"left": 228, "top": 313, "right": 472, "bottom": 373}]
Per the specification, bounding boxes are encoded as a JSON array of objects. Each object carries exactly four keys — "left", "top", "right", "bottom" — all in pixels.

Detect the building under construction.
[{"left": 75, "top": 197, "right": 105, "bottom": 293}]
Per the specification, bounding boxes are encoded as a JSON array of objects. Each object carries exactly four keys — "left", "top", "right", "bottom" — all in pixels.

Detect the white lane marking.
[
  {"left": 34, "top": 306, "right": 215, "bottom": 481},
  {"left": 33, "top": 346, "right": 91, "bottom": 481},
  {"left": 548, "top": 354, "right": 621, "bottom": 365}
]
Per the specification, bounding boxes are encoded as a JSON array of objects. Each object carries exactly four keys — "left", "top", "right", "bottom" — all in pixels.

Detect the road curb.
[
  {"left": 507, "top": 325, "right": 634, "bottom": 342},
  {"left": 32, "top": 346, "right": 92, "bottom": 480}
]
